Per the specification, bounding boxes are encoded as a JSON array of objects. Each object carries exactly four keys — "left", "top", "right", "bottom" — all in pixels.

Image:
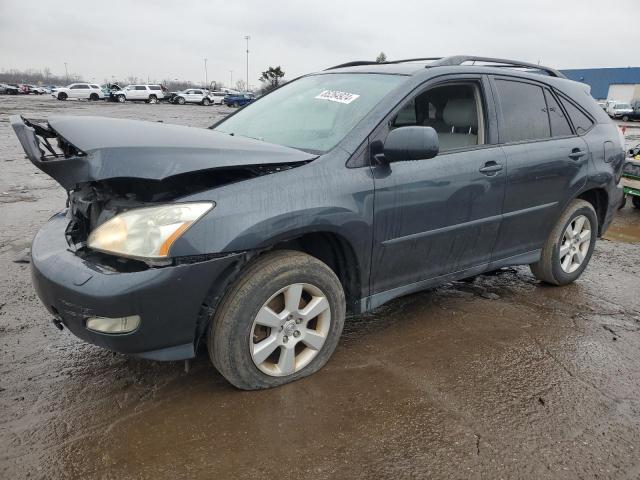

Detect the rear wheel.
[
  {"left": 89, "top": 93, "right": 99, "bottom": 101},
  {"left": 57, "top": 92, "right": 67, "bottom": 101},
  {"left": 202, "top": 97, "right": 211, "bottom": 106},
  {"left": 208, "top": 250, "right": 346, "bottom": 390},
  {"left": 116, "top": 95, "right": 126, "bottom": 103},
  {"left": 176, "top": 96, "right": 185, "bottom": 105},
  {"left": 530, "top": 199, "right": 597, "bottom": 285},
  {"left": 233, "top": 101, "right": 239, "bottom": 107},
  {"left": 622, "top": 115, "right": 630, "bottom": 122},
  {"left": 148, "top": 95, "right": 157, "bottom": 104}
]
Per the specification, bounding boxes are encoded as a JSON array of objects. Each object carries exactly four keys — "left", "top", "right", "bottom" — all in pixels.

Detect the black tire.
[
  {"left": 202, "top": 97, "right": 211, "bottom": 106},
  {"left": 530, "top": 199, "right": 597, "bottom": 286},
  {"left": 57, "top": 92, "right": 67, "bottom": 101},
  {"left": 116, "top": 95, "right": 126, "bottom": 103},
  {"left": 208, "top": 250, "right": 346, "bottom": 390},
  {"left": 622, "top": 115, "right": 629, "bottom": 122},
  {"left": 148, "top": 95, "right": 157, "bottom": 104},
  {"left": 89, "top": 93, "right": 99, "bottom": 101},
  {"left": 633, "top": 196, "right": 640, "bottom": 209},
  {"left": 176, "top": 97, "right": 185, "bottom": 105},
  {"left": 233, "top": 101, "right": 239, "bottom": 108}
]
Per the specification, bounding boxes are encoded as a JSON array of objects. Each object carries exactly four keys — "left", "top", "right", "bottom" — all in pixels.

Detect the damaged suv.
[{"left": 11, "top": 56, "right": 624, "bottom": 390}]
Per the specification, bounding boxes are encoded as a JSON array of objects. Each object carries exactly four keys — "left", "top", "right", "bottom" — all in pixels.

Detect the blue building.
[{"left": 560, "top": 67, "right": 640, "bottom": 101}]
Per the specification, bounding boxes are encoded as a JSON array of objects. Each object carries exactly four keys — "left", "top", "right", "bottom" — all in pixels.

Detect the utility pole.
[
  {"left": 244, "top": 35, "right": 250, "bottom": 92},
  {"left": 204, "top": 58, "right": 208, "bottom": 87},
  {"left": 64, "top": 62, "right": 69, "bottom": 84},
  {"left": 230, "top": 70, "right": 233, "bottom": 87}
]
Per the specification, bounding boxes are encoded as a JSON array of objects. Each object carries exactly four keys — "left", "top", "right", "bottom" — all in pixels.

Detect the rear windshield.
[{"left": 215, "top": 73, "right": 405, "bottom": 153}]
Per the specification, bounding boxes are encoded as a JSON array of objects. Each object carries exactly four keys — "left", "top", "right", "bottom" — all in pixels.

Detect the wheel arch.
[{"left": 576, "top": 187, "right": 608, "bottom": 235}]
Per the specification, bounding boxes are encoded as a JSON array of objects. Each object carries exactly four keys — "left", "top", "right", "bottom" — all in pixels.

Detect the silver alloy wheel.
[
  {"left": 559, "top": 214, "right": 591, "bottom": 273},
  {"left": 250, "top": 283, "right": 331, "bottom": 377}
]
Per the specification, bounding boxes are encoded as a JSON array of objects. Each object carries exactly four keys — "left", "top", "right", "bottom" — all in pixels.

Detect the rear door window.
[
  {"left": 544, "top": 90, "right": 573, "bottom": 137},
  {"left": 557, "top": 96, "right": 595, "bottom": 135},
  {"left": 495, "top": 79, "right": 550, "bottom": 143},
  {"left": 135, "top": 86, "right": 147, "bottom": 90}
]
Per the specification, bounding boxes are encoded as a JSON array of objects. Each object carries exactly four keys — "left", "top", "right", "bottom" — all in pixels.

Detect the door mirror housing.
[{"left": 383, "top": 126, "right": 439, "bottom": 163}]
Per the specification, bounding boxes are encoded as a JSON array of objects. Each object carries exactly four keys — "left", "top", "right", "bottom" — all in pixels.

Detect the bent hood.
[{"left": 10, "top": 115, "right": 316, "bottom": 190}]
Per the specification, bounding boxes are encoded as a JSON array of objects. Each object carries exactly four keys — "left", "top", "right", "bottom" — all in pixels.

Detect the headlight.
[{"left": 87, "top": 202, "right": 214, "bottom": 259}]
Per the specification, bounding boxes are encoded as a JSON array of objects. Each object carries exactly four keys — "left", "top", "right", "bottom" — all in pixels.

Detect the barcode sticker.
[{"left": 315, "top": 90, "right": 360, "bottom": 104}]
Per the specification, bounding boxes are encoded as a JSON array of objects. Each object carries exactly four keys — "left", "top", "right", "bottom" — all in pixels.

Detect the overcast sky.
[{"left": 1, "top": 0, "right": 638, "bottom": 87}]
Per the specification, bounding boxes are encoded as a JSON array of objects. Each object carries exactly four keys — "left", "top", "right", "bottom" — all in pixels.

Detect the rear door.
[
  {"left": 69, "top": 84, "right": 89, "bottom": 98},
  {"left": 370, "top": 76, "right": 506, "bottom": 295},
  {"left": 490, "top": 76, "right": 589, "bottom": 260}
]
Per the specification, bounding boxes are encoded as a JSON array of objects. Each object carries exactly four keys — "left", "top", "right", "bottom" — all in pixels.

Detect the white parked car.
[
  {"left": 53, "top": 83, "right": 104, "bottom": 101},
  {"left": 114, "top": 85, "right": 167, "bottom": 103},
  {"left": 209, "top": 91, "right": 227, "bottom": 105},
  {"left": 172, "top": 88, "right": 214, "bottom": 105},
  {"left": 606, "top": 101, "right": 634, "bottom": 119}
]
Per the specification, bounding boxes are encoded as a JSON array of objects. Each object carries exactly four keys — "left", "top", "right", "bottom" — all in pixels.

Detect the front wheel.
[
  {"left": 208, "top": 250, "right": 346, "bottom": 390},
  {"left": 233, "top": 101, "right": 239, "bottom": 107},
  {"left": 202, "top": 97, "right": 211, "bottom": 106},
  {"left": 622, "top": 115, "right": 629, "bottom": 122},
  {"left": 530, "top": 199, "right": 597, "bottom": 285},
  {"left": 116, "top": 95, "right": 126, "bottom": 103},
  {"left": 148, "top": 95, "right": 157, "bottom": 104},
  {"left": 57, "top": 92, "right": 67, "bottom": 101},
  {"left": 176, "top": 97, "right": 185, "bottom": 105}
]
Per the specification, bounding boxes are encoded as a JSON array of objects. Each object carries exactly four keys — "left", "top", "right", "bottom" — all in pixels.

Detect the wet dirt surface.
[{"left": 1, "top": 96, "right": 640, "bottom": 479}]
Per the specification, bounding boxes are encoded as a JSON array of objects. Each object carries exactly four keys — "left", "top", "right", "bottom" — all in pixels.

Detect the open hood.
[{"left": 10, "top": 115, "right": 316, "bottom": 191}]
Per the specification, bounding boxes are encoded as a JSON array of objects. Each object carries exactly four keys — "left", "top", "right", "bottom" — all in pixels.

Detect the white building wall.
[{"left": 607, "top": 84, "right": 638, "bottom": 102}]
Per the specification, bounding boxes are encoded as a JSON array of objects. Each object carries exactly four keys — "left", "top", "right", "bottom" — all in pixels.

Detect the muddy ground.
[{"left": 1, "top": 95, "right": 639, "bottom": 479}]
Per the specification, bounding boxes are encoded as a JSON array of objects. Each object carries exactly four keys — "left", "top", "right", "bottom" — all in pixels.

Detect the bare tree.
[{"left": 235, "top": 79, "right": 246, "bottom": 91}]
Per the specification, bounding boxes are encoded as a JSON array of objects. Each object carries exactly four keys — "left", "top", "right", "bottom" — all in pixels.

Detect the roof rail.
[
  {"left": 325, "top": 57, "right": 442, "bottom": 70},
  {"left": 430, "top": 56, "right": 566, "bottom": 78}
]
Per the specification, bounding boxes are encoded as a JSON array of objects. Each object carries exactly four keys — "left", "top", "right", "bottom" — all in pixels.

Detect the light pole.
[
  {"left": 64, "top": 62, "right": 69, "bottom": 84},
  {"left": 204, "top": 58, "right": 208, "bottom": 87},
  {"left": 244, "top": 35, "right": 250, "bottom": 92},
  {"left": 229, "top": 70, "right": 233, "bottom": 87}
]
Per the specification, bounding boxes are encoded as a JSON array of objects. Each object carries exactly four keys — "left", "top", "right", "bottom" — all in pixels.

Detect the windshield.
[{"left": 214, "top": 73, "right": 405, "bottom": 153}]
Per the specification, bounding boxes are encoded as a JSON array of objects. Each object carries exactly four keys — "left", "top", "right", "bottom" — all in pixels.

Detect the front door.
[{"left": 370, "top": 78, "right": 506, "bottom": 296}]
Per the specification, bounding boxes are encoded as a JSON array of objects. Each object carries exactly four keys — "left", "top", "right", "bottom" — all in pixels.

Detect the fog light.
[{"left": 86, "top": 315, "right": 141, "bottom": 334}]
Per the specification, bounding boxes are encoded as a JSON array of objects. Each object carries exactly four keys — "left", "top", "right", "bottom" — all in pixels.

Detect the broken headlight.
[{"left": 87, "top": 202, "right": 214, "bottom": 260}]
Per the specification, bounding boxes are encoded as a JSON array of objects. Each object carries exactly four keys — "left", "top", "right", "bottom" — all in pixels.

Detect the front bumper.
[{"left": 32, "top": 212, "right": 244, "bottom": 360}]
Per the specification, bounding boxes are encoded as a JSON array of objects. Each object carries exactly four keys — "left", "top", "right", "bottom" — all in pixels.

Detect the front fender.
[{"left": 169, "top": 154, "right": 375, "bottom": 283}]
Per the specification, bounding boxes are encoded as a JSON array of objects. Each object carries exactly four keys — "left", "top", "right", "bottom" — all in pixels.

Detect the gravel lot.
[{"left": 1, "top": 95, "right": 640, "bottom": 479}]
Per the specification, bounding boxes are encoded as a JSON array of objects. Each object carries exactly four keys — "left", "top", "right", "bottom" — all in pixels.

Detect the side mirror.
[{"left": 383, "top": 126, "right": 439, "bottom": 163}]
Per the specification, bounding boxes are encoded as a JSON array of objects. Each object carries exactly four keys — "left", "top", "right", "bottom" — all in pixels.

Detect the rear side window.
[
  {"left": 135, "top": 86, "right": 147, "bottom": 90},
  {"left": 544, "top": 90, "right": 572, "bottom": 137},
  {"left": 90, "top": 84, "right": 99, "bottom": 89},
  {"left": 149, "top": 85, "right": 161, "bottom": 90},
  {"left": 495, "top": 79, "right": 550, "bottom": 143},
  {"left": 558, "top": 96, "right": 594, "bottom": 135}
]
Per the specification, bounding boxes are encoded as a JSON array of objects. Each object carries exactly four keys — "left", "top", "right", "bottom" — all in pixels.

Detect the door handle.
[
  {"left": 479, "top": 162, "right": 503, "bottom": 175},
  {"left": 568, "top": 148, "right": 587, "bottom": 160}
]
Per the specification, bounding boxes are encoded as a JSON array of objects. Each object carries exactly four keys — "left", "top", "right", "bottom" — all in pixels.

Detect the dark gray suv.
[{"left": 11, "top": 56, "right": 625, "bottom": 390}]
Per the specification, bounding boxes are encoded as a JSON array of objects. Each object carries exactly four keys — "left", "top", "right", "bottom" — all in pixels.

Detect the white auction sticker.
[{"left": 315, "top": 90, "right": 360, "bottom": 104}]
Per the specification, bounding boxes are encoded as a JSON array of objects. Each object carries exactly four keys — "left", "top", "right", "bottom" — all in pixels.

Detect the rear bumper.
[
  {"left": 32, "top": 212, "right": 245, "bottom": 360},
  {"left": 602, "top": 183, "right": 624, "bottom": 234}
]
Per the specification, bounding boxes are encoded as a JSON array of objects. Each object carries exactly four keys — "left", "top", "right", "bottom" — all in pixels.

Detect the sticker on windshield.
[{"left": 315, "top": 90, "right": 360, "bottom": 104}]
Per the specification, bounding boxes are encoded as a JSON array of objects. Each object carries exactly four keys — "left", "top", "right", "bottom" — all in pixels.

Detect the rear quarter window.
[
  {"left": 149, "top": 85, "right": 161, "bottom": 90},
  {"left": 558, "top": 95, "right": 595, "bottom": 135},
  {"left": 544, "top": 90, "right": 573, "bottom": 137},
  {"left": 495, "top": 79, "right": 550, "bottom": 143}
]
